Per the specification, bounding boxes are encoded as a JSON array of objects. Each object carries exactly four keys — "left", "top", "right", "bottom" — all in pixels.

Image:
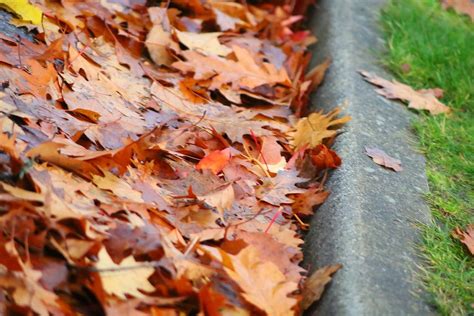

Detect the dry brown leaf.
[
  {"left": 365, "top": 147, "right": 403, "bottom": 172},
  {"left": 234, "top": 231, "right": 305, "bottom": 283},
  {"left": 291, "top": 187, "right": 329, "bottom": 216},
  {"left": 92, "top": 170, "right": 144, "bottom": 203},
  {"left": 452, "top": 224, "right": 474, "bottom": 255},
  {"left": 305, "top": 58, "right": 331, "bottom": 91},
  {"left": 175, "top": 30, "right": 231, "bottom": 57},
  {"left": 290, "top": 108, "right": 350, "bottom": 150},
  {"left": 301, "top": 264, "right": 342, "bottom": 310},
  {"left": 360, "top": 70, "right": 450, "bottom": 115},
  {"left": 0, "top": 266, "right": 61, "bottom": 316},
  {"left": 224, "top": 246, "right": 299, "bottom": 316},
  {"left": 96, "top": 248, "right": 155, "bottom": 300},
  {"left": 151, "top": 83, "right": 288, "bottom": 142},
  {"left": 145, "top": 7, "right": 176, "bottom": 66},
  {"left": 197, "top": 183, "right": 235, "bottom": 214}
]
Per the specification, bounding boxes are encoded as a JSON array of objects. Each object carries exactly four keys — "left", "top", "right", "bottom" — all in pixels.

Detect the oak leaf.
[{"left": 360, "top": 71, "right": 450, "bottom": 115}]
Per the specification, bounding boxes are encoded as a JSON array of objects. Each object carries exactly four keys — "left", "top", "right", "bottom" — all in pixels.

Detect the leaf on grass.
[
  {"left": 452, "top": 224, "right": 474, "bottom": 255},
  {"left": 301, "top": 264, "right": 342, "bottom": 310},
  {"left": 224, "top": 246, "right": 298, "bottom": 316},
  {"left": 360, "top": 70, "right": 450, "bottom": 115},
  {"left": 441, "top": 0, "right": 474, "bottom": 21},
  {"left": 96, "top": 248, "right": 155, "bottom": 300},
  {"left": 290, "top": 108, "right": 350, "bottom": 150},
  {"left": 365, "top": 147, "right": 402, "bottom": 172}
]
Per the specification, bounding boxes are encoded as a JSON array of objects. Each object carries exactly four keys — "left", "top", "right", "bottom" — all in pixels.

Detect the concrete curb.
[{"left": 303, "top": 0, "right": 435, "bottom": 315}]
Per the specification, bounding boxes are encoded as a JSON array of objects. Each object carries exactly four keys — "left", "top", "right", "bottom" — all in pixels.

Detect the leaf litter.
[{"left": 0, "top": 0, "right": 350, "bottom": 314}]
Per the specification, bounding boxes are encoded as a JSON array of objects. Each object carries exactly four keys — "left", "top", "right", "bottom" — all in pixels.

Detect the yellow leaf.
[
  {"left": 0, "top": 0, "right": 42, "bottom": 25},
  {"left": 92, "top": 171, "right": 143, "bottom": 203},
  {"left": 290, "top": 108, "right": 350, "bottom": 150},
  {"left": 97, "top": 248, "right": 155, "bottom": 300}
]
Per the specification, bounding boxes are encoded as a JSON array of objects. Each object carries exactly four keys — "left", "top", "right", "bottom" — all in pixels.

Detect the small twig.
[
  {"left": 293, "top": 213, "right": 309, "bottom": 230},
  {"left": 264, "top": 206, "right": 282, "bottom": 234}
]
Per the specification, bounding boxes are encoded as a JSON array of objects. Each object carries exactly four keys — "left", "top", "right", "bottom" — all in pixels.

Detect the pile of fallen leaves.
[{"left": 0, "top": 0, "right": 348, "bottom": 314}]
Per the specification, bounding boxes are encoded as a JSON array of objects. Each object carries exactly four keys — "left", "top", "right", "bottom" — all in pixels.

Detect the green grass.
[{"left": 380, "top": 1, "right": 474, "bottom": 314}]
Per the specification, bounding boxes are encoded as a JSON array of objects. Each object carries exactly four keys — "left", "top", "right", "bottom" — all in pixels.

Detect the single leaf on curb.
[
  {"left": 301, "top": 264, "right": 342, "bottom": 310},
  {"left": 360, "top": 70, "right": 450, "bottom": 115},
  {"left": 365, "top": 147, "right": 402, "bottom": 172},
  {"left": 452, "top": 224, "right": 474, "bottom": 255}
]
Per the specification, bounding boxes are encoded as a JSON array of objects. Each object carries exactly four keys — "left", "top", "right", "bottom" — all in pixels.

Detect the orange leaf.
[
  {"left": 310, "top": 144, "right": 341, "bottom": 170},
  {"left": 196, "top": 148, "right": 231, "bottom": 174}
]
